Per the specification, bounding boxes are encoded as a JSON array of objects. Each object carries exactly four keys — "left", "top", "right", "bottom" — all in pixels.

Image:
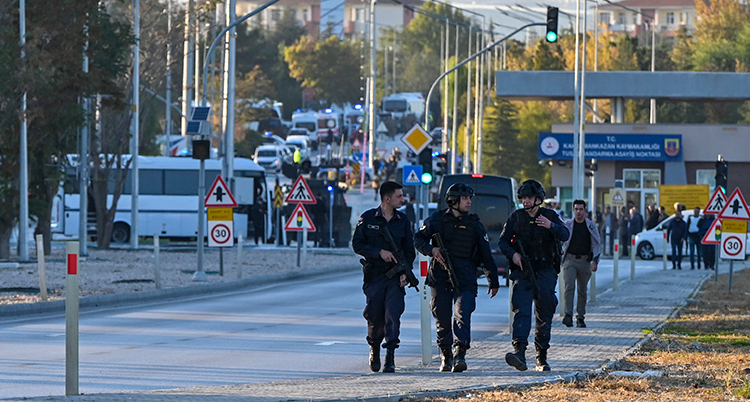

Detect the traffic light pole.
[{"left": 424, "top": 22, "right": 545, "bottom": 141}]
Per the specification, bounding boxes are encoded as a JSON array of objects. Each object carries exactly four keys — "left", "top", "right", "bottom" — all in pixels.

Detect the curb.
[{"left": 0, "top": 263, "right": 358, "bottom": 318}]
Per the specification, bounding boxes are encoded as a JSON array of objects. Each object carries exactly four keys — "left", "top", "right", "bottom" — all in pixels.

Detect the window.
[
  {"left": 271, "top": 9, "right": 282, "bottom": 21},
  {"left": 679, "top": 12, "right": 685, "bottom": 24},
  {"left": 302, "top": 9, "right": 308, "bottom": 21},
  {"left": 599, "top": 12, "right": 610, "bottom": 25},
  {"left": 624, "top": 169, "right": 661, "bottom": 189},
  {"left": 696, "top": 169, "right": 716, "bottom": 190},
  {"left": 355, "top": 8, "right": 365, "bottom": 22},
  {"left": 667, "top": 12, "right": 675, "bottom": 25},
  {"left": 618, "top": 12, "right": 626, "bottom": 25}
]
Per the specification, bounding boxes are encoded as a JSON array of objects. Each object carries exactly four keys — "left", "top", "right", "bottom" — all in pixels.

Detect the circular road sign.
[
  {"left": 211, "top": 223, "right": 231, "bottom": 245},
  {"left": 723, "top": 235, "right": 743, "bottom": 257}
]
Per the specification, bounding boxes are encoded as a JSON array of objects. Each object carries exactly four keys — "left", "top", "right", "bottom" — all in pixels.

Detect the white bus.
[{"left": 59, "top": 156, "right": 269, "bottom": 244}]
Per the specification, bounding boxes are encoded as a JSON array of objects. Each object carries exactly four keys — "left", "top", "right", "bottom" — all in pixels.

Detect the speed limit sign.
[
  {"left": 208, "top": 220, "right": 234, "bottom": 248},
  {"left": 721, "top": 220, "right": 747, "bottom": 260}
]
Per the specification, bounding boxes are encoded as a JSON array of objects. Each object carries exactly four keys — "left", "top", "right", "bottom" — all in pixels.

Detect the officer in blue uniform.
[
  {"left": 498, "top": 180, "right": 569, "bottom": 372},
  {"left": 352, "top": 181, "right": 416, "bottom": 373},
  {"left": 414, "top": 183, "right": 499, "bottom": 372}
]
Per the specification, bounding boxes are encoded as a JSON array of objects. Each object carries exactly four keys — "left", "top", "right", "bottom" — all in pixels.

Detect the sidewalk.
[{"left": 4, "top": 262, "right": 730, "bottom": 402}]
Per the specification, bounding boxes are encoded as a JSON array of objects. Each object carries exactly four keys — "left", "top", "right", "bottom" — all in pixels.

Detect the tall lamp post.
[{"left": 19, "top": 0, "right": 29, "bottom": 261}]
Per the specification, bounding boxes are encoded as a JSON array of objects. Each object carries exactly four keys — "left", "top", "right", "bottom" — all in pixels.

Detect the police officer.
[
  {"left": 352, "top": 181, "right": 416, "bottom": 373},
  {"left": 414, "top": 183, "right": 499, "bottom": 372},
  {"left": 498, "top": 180, "right": 569, "bottom": 372}
]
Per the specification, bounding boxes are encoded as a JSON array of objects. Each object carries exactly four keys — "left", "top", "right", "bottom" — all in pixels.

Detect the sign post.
[
  {"left": 284, "top": 175, "right": 317, "bottom": 264},
  {"left": 65, "top": 242, "right": 79, "bottom": 396},
  {"left": 716, "top": 188, "right": 750, "bottom": 291},
  {"left": 419, "top": 254, "right": 431, "bottom": 366}
]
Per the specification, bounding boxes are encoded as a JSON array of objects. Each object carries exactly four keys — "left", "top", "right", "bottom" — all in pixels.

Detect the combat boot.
[
  {"left": 368, "top": 346, "right": 381, "bottom": 372},
  {"left": 439, "top": 347, "right": 453, "bottom": 372},
  {"left": 452, "top": 345, "right": 467, "bottom": 372},
  {"left": 505, "top": 345, "right": 527, "bottom": 371},
  {"left": 536, "top": 348, "right": 551, "bottom": 372},
  {"left": 382, "top": 348, "right": 395, "bottom": 373}
]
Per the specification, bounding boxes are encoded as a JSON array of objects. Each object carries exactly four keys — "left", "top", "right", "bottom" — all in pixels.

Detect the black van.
[{"left": 437, "top": 174, "right": 518, "bottom": 285}]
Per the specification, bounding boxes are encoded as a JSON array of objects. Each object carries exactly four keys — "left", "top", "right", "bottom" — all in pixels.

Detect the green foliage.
[
  {"left": 514, "top": 101, "right": 551, "bottom": 187},
  {"left": 532, "top": 40, "right": 564, "bottom": 71},
  {"left": 481, "top": 97, "right": 520, "bottom": 178}
]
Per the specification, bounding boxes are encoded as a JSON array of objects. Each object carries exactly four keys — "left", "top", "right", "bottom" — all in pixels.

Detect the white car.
[
  {"left": 253, "top": 145, "right": 286, "bottom": 173},
  {"left": 634, "top": 210, "right": 750, "bottom": 260}
]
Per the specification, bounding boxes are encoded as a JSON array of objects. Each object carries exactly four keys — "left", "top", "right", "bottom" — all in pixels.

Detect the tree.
[
  {"left": 481, "top": 97, "right": 520, "bottom": 178},
  {"left": 284, "top": 35, "right": 361, "bottom": 105}
]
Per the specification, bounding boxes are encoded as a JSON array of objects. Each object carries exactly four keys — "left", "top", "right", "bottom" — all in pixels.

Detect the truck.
[{"left": 380, "top": 92, "right": 425, "bottom": 121}]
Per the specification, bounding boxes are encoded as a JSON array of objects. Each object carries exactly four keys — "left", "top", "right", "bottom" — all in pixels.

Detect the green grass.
[{"left": 732, "top": 381, "right": 750, "bottom": 398}]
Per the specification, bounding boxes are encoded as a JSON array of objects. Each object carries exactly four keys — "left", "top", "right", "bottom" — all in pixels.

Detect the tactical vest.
[
  {"left": 440, "top": 213, "right": 478, "bottom": 259},
  {"left": 514, "top": 209, "right": 558, "bottom": 266}
]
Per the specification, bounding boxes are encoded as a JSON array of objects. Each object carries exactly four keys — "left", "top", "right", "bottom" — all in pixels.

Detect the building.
[
  {"left": 542, "top": 123, "right": 750, "bottom": 217},
  {"left": 237, "top": 0, "right": 421, "bottom": 39},
  {"left": 597, "top": 0, "right": 702, "bottom": 41}
]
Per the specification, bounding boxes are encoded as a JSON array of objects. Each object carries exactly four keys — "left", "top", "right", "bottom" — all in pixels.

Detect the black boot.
[
  {"left": 382, "top": 348, "right": 395, "bottom": 373},
  {"left": 439, "top": 347, "right": 453, "bottom": 372},
  {"left": 368, "top": 346, "right": 381, "bottom": 372},
  {"left": 505, "top": 345, "right": 527, "bottom": 371},
  {"left": 536, "top": 348, "right": 551, "bottom": 372},
  {"left": 562, "top": 314, "right": 573, "bottom": 327},
  {"left": 452, "top": 345, "right": 467, "bottom": 372}
]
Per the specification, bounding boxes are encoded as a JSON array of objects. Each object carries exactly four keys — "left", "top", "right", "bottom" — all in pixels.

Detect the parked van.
[{"left": 437, "top": 174, "right": 518, "bottom": 284}]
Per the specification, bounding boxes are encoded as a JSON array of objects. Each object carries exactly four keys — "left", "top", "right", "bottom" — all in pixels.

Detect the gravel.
[{"left": 0, "top": 243, "right": 359, "bottom": 306}]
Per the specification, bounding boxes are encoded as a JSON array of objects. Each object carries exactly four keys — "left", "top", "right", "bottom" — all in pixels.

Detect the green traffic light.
[
  {"left": 421, "top": 172, "right": 433, "bottom": 184},
  {"left": 546, "top": 31, "right": 558, "bottom": 43}
]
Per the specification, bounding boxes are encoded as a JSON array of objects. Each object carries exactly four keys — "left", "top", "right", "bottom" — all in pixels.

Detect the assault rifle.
[
  {"left": 378, "top": 226, "right": 420, "bottom": 291},
  {"left": 515, "top": 239, "right": 540, "bottom": 297},
  {"left": 431, "top": 232, "right": 460, "bottom": 293}
]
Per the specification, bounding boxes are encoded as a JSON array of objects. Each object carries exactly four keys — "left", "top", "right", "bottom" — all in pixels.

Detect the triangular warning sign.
[
  {"left": 704, "top": 188, "right": 728, "bottom": 215},
  {"left": 284, "top": 204, "right": 317, "bottom": 232},
  {"left": 405, "top": 169, "right": 421, "bottom": 184},
  {"left": 352, "top": 139, "right": 362, "bottom": 149},
  {"left": 612, "top": 191, "right": 624, "bottom": 201},
  {"left": 701, "top": 218, "right": 722, "bottom": 245},
  {"left": 205, "top": 176, "right": 238, "bottom": 207},
  {"left": 718, "top": 188, "right": 750, "bottom": 221},
  {"left": 285, "top": 175, "right": 316, "bottom": 204}
]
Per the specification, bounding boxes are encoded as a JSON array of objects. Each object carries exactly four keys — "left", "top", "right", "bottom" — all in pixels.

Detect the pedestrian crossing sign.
[
  {"left": 704, "top": 187, "right": 728, "bottom": 215},
  {"left": 285, "top": 175, "right": 317, "bottom": 204},
  {"left": 403, "top": 165, "right": 423, "bottom": 186}
]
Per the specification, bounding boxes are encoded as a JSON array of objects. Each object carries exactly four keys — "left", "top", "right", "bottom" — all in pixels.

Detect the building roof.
[
  {"left": 344, "top": 0, "right": 423, "bottom": 6},
  {"left": 599, "top": 0, "right": 700, "bottom": 9}
]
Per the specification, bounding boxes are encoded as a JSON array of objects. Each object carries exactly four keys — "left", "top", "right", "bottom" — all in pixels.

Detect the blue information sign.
[
  {"left": 538, "top": 133, "right": 683, "bottom": 161},
  {"left": 351, "top": 152, "right": 364, "bottom": 163},
  {"left": 403, "top": 165, "right": 423, "bottom": 186}
]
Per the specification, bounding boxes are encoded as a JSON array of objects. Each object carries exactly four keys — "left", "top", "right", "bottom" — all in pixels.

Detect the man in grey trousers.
[{"left": 561, "top": 199, "right": 601, "bottom": 328}]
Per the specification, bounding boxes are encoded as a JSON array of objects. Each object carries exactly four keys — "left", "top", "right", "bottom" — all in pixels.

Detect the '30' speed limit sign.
[
  {"left": 208, "top": 220, "right": 234, "bottom": 248},
  {"left": 720, "top": 220, "right": 747, "bottom": 260}
]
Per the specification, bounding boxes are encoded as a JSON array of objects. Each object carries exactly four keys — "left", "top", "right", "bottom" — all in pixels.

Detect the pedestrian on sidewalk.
[
  {"left": 618, "top": 206, "right": 630, "bottom": 256},
  {"left": 560, "top": 199, "right": 600, "bottom": 329},
  {"left": 686, "top": 207, "right": 703, "bottom": 269},
  {"left": 352, "top": 181, "right": 415, "bottom": 373},
  {"left": 498, "top": 180, "right": 570, "bottom": 372},
  {"left": 414, "top": 183, "right": 499, "bottom": 373},
  {"left": 699, "top": 214, "right": 716, "bottom": 270},
  {"left": 666, "top": 210, "right": 687, "bottom": 269}
]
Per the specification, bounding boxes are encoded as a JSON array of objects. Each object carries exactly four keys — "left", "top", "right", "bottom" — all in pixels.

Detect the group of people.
[
  {"left": 353, "top": 179, "right": 587, "bottom": 374},
  {"left": 664, "top": 205, "right": 716, "bottom": 270}
]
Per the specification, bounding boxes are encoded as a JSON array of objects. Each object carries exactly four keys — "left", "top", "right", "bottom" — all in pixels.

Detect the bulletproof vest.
[
  {"left": 441, "top": 213, "right": 478, "bottom": 259},
  {"left": 514, "top": 209, "right": 557, "bottom": 264}
]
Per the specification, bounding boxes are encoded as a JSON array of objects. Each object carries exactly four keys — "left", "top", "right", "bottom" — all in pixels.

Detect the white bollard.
[
  {"left": 237, "top": 233, "right": 243, "bottom": 279},
  {"left": 35, "top": 234, "right": 48, "bottom": 302},
  {"left": 301, "top": 228, "right": 308, "bottom": 269},
  {"left": 663, "top": 232, "right": 668, "bottom": 270},
  {"left": 613, "top": 239, "right": 619, "bottom": 291},
  {"left": 630, "top": 235, "right": 636, "bottom": 280},
  {"left": 418, "top": 254, "right": 431, "bottom": 366},
  {"left": 153, "top": 234, "right": 161, "bottom": 289},
  {"left": 65, "top": 242, "right": 79, "bottom": 396},
  {"left": 589, "top": 270, "right": 596, "bottom": 302},
  {"left": 557, "top": 270, "right": 565, "bottom": 317}
]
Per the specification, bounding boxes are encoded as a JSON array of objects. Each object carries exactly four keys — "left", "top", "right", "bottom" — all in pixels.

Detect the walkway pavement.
[{"left": 5, "top": 261, "right": 737, "bottom": 402}]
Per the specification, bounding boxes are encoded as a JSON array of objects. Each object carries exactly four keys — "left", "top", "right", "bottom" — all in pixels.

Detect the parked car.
[
  {"left": 634, "top": 209, "right": 750, "bottom": 260},
  {"left": 253, "top": 145, "right": 286, "bottom": 173},
  {"left": 287, "top": 128, "right": 318, "bottom": 150}
]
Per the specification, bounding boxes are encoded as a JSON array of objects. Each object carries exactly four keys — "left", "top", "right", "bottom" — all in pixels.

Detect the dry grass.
[{"left": 418, "top": 268, "right": 750, "bottom": 402}]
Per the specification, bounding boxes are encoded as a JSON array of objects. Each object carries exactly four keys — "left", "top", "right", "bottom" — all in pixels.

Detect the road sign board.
[
  {"left": 284, "top": 204, "right": 316, "bottom": 232},
  {"left": 351, "top": 152, "right": 364, "bottom": 163},
  {"left": 377, "top": 122, "right": 388, "bottom": 133},
  {"left": 701, "top": 218, "right": 722, "bottom": 245},
  {"left": 718, "top": 188, "right": 750, "bottom": 221},
  {"left": 273, "top": 186, "right": 284, "bottom": 209},
  {"left": 403, "top": 165, "right": 423, "bottom": 186},
  {"left": 352, "top": 139, "right": 362, "bottom": 150},
  {"left": 207, "top": 207, "right": 233, "bottom": 221},
  {"left": 400, "top": 124, "right": 432, "bottom": 155},
  {"left": 285, "top": 175, "right": 316, "bottom": 204},
  {"left": 704, "top": 187, "right": 728, "bottom": 215},
  {"left": 205, "top": 176, "right": 238, "bottom": 207},
  {"left": 208, "top": 220, "right": 234, "bottom": 247},
  {"left": 720, "top": 220, "right": 746, "bottom": 260},
  {"left": 608, "top": 189, "right": 625, "bottom": 207}
]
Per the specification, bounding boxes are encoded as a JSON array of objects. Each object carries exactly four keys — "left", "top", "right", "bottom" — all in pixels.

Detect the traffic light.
[
  {"left": 418, "top": 149, "right": 433, "bottom": 184},
  {"left": 546, "top": 6, "right": 559, "bottom": 43},
  {"left": 435, "top": 153, "right": 448, "bottom": 176},
  {"left": 715, "top": 159, "right": 728, "bottom": 193}
]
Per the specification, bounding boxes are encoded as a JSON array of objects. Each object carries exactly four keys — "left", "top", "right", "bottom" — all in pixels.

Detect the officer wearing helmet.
[
  {"left": 414, "top": 183, "right": 499, "bottom": 372},
  {"left": 498, "top": 179, "right": 570, "bottom": 372}
]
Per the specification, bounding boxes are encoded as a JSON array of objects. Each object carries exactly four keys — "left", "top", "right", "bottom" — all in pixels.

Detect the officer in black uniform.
[
  {"left": 414, "top": 183, "right": 499, "bottom": 372},
  {"left": 498, "top": 180, "right": 569, "bottom": 372},
  {"left": 352, "top": 181, "right": 416, "bottom": 373}
]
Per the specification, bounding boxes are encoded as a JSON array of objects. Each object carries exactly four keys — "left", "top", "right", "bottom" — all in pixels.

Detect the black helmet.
[
  {"left": 446, "top": 183, "right": 474, "bottom": 205},
  {"left": 517, "top": 180, "right": 545, "bottom": 200}
]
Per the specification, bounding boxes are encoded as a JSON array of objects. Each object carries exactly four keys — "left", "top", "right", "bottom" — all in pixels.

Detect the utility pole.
[
  {"left": 165, "top": 0, "right": 172, "bottom": 157},
  {"left": 130, "top": 0, "right": 140, "bottom": 250},
  {"left": 181, "top": 0, "right": 195, "bottom": 141},
  {"left": 463, "top": 27, "right": 472, "bottom": 174},
  {"left": 222, "top": 0, "right": 237, "bottom": 190},
  {"left": 450, "top": 24, "right": 459, "bottom": 174},
  {"left": 19, "top": 0, "right": 29, "bottom": 261},
  {"left": 572, "top": 0, "right": 582, "bottom": 200},
  {"left": 367, "top": 0, "right": 376, "bottom": 170}
]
